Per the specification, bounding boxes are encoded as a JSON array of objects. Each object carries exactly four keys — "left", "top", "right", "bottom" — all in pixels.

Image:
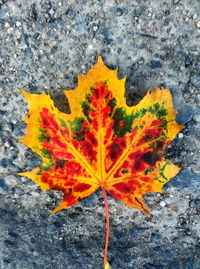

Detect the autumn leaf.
[{"left": 18, "top": 56, "right": 184, "bottom": 269}]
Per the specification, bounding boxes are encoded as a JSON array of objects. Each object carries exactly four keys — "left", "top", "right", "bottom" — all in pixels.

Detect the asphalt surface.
[{"left": 0, "top": 0, "right": 200, "bottom": 268}]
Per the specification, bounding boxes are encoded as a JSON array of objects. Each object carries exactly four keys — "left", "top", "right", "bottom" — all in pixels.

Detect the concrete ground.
[{"left": 0, "top": 0, "right": 200, "bottom": 268}]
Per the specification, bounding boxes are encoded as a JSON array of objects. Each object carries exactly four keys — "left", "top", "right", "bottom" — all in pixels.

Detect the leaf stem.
[{"left": 101, "top": 186, "right": 111, "bottom": 269}]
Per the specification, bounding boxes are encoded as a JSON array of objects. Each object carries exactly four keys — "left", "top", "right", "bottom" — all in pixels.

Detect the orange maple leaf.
[{"left": 18, "top": 56, "right": 184, "bottom": 269}]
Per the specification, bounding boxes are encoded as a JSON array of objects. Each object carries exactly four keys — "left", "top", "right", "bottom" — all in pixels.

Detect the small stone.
[
  {"left": 178, "top": 133, "right": 184, "bottom": 139},
  {"left": 4, "top": 141, "right": 10, "bottom": 148},
  {"left": 66, "top": 10, "right": 76, "bottom": 18},
  {"left": 18, "top": 70, "right": 27, "bottom": 77},
  {"left": 93, "top": 26, "right": 98, "bottom": 31},
  {"left": 197, "top": 21, "right": 200, "bottom": 28},
  {"left": 0, "top": 179, "right": 6, "bottom": 191},
  {"left": 193, "top": 14, "right": 198, "bottom": 20},
  {"left": 33, "top": 32, "right": 40, "bottom": 40},
  {"left": 150, "top": 61, "right": 162, "bottom": 68},
  {"left": 45, "top": 2, "right": 52, "bottom": 9},
  {"left": 180, "top": 151, "right": 186, "bottom": 157},
  {"left": 189, "top": 200, "right": 197, "bottom": 207},
  {"left": 5, "top": 175, "right": 17, "bottom": 185},
  {"left": 36, "top": 23, "right": 44, "bottom": 31},
  {"left": 190, "top": 74, "right": 200, "bottom": 88},
  {"left": 49, "top": 9, "right": 54, "bottom": 15},
  {"left": 15, "top": 30, "right": 21, "bottom": 38},
  {"left": 164, "top": 10, "right": 170, "bottom": 16},
  {"left": 4, "top": 22, "right": 10, "bottom": 28},
  {"left": 176, "top": 105, "right": 196, "bottom": 125},
  {"left": 31, "top": 191, "right": 39, "bottom": 197},
  {"left": 193, "top": 113, "right": 200, "bottom": 123},
  {"left": 160, "top": 201, "right": 166, "bottom": 207}
]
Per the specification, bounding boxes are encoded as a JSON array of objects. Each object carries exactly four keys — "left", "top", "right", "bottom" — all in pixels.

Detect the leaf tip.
[
  {"left": 97, "top": 55, "right": 104, "bottom": 64},
  {"left": 16, "top": 171, "right": 27, "bottom": 177},
  {"left": 50, "top": 201, "right": 69, "bottom": 215},
  {"left": 144, "top": 208, "right": 151, "bottom": 219},
  {"left": 19, "top": 88, "right": 28, "bottom": 97},
  {"left": 146, "top": 212, "right": 152, "bottom": 220}
]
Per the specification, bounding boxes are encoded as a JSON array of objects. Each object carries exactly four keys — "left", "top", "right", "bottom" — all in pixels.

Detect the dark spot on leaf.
[
  {"left": 105, "top": 93, "right": 109, "bottom": 99},
  {"left": 121, "top": 170, "right": 128, "bottom": 174},
  {"left": 142, "top": 152, "right": 161, "bottom": 166},
  {"left": 156, "top": 140, "right": 164, "bottom": 150},
  {"left": 55, "top": 160, "right": 66, "bottom": 170},
  {"left": 110, "top": 151, "right": 116, "bottom": 159},
  {"left": 143, "top": 135, "right": 152, "bottom": 142},
  {"left": 135, "top": 153, "right": 141, "bottom": 158},
  {"left": 74, "top": 183, "right": 91, "bottom": 192},
  {"left": 144, "top": 168, "right": 154, "bottom": 175},
  {"left": 134, "top": 161, "right": 141, "bottom": 169},
  {"left": 114, "top": 182, "right": 131, "bottom": 193},
  {"left": 41, "top": 175, "right": 48, "bottom": 183},
  {"left": 157, "top": 108, "right": 168, "bottom": 118}
]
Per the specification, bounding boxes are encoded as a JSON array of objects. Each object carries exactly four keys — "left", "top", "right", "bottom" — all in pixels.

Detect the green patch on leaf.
[
  {"left": 132, "top": 108, "right": 147, "bottom": 120},
  {"left": 148, "top": 103, "right": 168, "bottom": 119},
  {"left": 154, "top": 103, "right": 160, "bottom": 111},
  {"left": 161, "top": 118, "right": 168, "bottom": 130},
  {"left": 157, "top": 108, "right": 168, "bottom": 118},
  {"left": 158, "top": 160, "right": 170, "bottom": 180},
  {"left": 159, "top": 172, "right": 168, "bottom": 181},
  {"left": 103, "top": 80, "right": 108, "bottom": 86},
  {"left": 85, "top": 93, "right": 91, "bottom": 102},
  {"left": 71, "top": 117, "right": 84, "bottom": 132},
  {"left": 40, "top": 148, "right": 52, "bottom": 157},
  {"left": 38, "top": 128, "right": 49, "bottom": 142},
  {"left": 144, "top": 167, "right": 154, "bottom": 175},
  {"left": 81, "top": 101, "right": 90, "bottom": 116},
  {"left": 108, "top": 97, "right": 117, "bottom": 116},
  {"left": 36, "top": 159, "right": 54, "bottom": 174},
  {"left": 113, "top": 107, "right": 134, "bottom": 137},
  {"left": 81, "top": 99, "right": 93, "bottom": 123},
  {"left": 59, "top": 118, "right": 68, "bottom": 129},
  {"left": 113, "top": 107, "right": 148, "bottom": 137},
  {"left": 148, "top": 141, "right": 156, "bottom": 149}
]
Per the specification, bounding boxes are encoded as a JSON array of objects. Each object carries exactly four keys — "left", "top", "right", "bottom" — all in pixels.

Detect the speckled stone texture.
[{"left": 0, "top": 0, "right": 200, "bottom": 268}]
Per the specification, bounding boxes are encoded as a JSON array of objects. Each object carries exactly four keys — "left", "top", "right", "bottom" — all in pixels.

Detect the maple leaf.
[{"left": 18, "top": 56, "right": 184, "bottom": 269}]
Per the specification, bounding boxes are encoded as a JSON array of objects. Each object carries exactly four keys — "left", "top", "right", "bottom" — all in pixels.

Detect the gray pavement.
[{"left": 0, "top": 1, "right": 200, "bottom": 268}]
